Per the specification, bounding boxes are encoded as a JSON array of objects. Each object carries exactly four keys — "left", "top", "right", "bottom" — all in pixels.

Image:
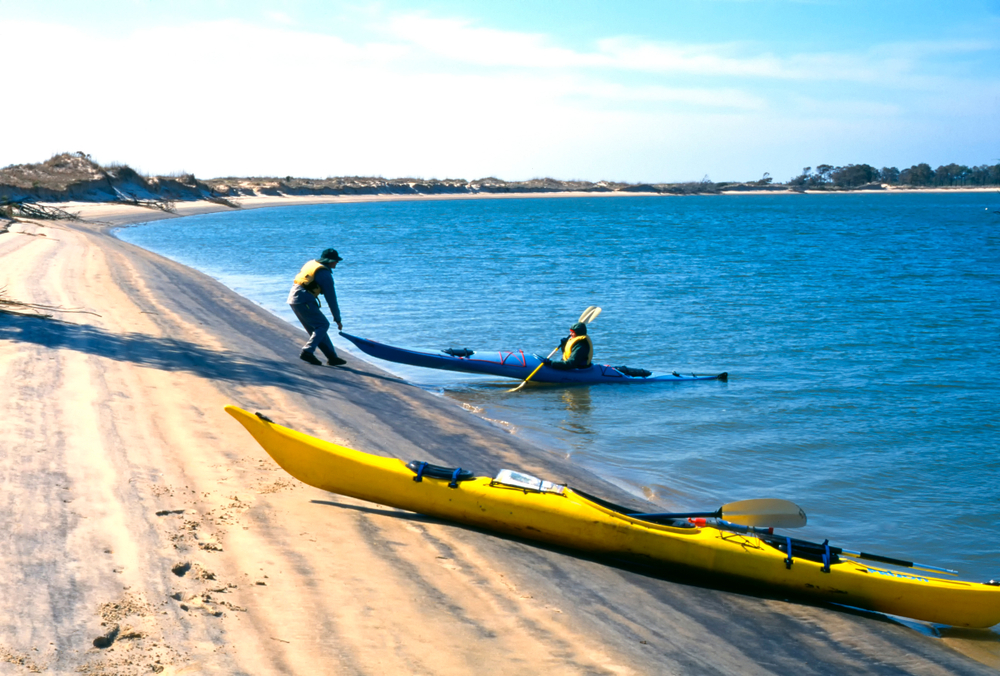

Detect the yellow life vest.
[
  {"left": 563, "top": 335, "right": 593, "bottom": 365},
  {"left": 293, "top": 259, "right": 329, "bottom": 296}
]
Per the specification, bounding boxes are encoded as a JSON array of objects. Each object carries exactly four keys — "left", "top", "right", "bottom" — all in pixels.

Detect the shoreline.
[
  {"left": 45, "top": 184, "right": 1000, "bottom": 220},
  {"left": 2, "top": 199, "right": 998, "bottom": 673},
  {"left": 107, "top": 198, "right": 586, "bottom": 489},
  {"left": 5, "top": 152, "right": 1000, "bottom": 208}
]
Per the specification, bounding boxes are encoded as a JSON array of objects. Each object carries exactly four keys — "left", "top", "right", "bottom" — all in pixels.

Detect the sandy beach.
[{"left": 1, "top": 196, "right": 998, "bottom": 675}]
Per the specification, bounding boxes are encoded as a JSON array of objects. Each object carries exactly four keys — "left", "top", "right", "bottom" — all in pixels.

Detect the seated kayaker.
[{"left": 543, "top": 322, "right": 593, "bottom": 370}]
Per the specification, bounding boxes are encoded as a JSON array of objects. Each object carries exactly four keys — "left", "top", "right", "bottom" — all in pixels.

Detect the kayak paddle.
[
  {"left": 579, "top": 306, "right": 601, "bottom": 324},
  {"left": 508, "top": 306, "right": 602, "bottom": 393},
  {"left": 631, "top": 498, "right": 808, "bottom": 529},
  {"left": 837, "top": 549, "right": 958, "bottom": 575},
  {"left": 633, "top": 502, "right": 958, "bottom": 573}
]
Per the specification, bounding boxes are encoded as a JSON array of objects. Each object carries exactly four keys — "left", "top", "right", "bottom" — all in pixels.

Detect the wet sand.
[{"left": 1, "top": 197, "right": 997, "bottom": 675}]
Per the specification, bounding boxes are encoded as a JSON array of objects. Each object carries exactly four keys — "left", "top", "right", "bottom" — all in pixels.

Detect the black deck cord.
[
  {"left": 406, "top": 461, "right": 476, "bottom": 485},
  {"left": 412, "top": 462, "right": 466, "bottom": 486},
  {"left": 761, "top": 533, "right": 842, "bottom": 567}
]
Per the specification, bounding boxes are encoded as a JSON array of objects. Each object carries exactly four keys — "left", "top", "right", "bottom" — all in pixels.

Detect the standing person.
[
  {"left": 543, "top": 322, "right": 593, "bottom": 370},
  {"left": 288, "top": 248, "right": 347, "bottom": 367}
]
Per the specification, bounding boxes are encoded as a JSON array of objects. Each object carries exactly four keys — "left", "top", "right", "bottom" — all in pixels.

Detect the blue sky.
[{"left": 2, "top": 0, "right": 998, "bottom": 182}]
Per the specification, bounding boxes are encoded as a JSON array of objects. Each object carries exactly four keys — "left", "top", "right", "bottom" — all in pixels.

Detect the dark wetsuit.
[{"left": 547, "top": 335, "right": 593, "bottom": 370}]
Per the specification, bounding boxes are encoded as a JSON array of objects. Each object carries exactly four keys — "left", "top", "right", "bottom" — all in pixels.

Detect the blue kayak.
[{"left": 339, "top": 333, "right": 728, "bottom": 385}]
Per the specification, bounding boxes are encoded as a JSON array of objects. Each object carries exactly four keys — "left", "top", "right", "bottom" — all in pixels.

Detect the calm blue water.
[{"left": 118, "top": 193, "right": 1000, "bottom": 591}]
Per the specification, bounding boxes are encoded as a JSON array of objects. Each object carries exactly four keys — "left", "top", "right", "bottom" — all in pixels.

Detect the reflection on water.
[
  {"left": 560, "top": 386, "right": 592, "bottom": 413},
  {"left": 557, "top": 387, "right": 595, "bottom": 438}
]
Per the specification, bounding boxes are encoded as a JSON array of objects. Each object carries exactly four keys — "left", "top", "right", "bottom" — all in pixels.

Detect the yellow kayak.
[{"left": 225, "top": 405, "right": 1000, "bottom": 628}]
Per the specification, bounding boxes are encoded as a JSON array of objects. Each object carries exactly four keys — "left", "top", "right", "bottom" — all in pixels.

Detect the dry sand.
[{"left": 1, "top": 196, "right": 998, "bottom": 675}]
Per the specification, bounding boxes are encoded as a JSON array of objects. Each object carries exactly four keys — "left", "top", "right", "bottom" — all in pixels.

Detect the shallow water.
[{"left": 118, "top": 192, "right": 1000, "bottom": 586}]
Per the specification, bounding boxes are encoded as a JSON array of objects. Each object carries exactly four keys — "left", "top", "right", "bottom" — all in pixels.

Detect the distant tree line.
[{"left": 787, "top": 162, "right": 1000, "bottom": 189}]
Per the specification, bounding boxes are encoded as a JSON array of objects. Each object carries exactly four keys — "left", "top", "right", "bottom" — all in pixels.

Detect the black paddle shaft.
[
  {"left": 629, "top": 510, "right": 721, "bottom": 520},
  {"left": 849, "top": 551, "right": 915, "bottom": 567}
]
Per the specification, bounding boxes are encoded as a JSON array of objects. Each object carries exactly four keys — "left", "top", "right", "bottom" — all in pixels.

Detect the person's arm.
[
  {"left": 546, "top": 340, "right": 589, "bottom": 370},
  {"left": 545, "top": 335, "right": 574, "bottom": 370},
  {"left": 315, "top": 268, "right": 342, "bottom": 328}
]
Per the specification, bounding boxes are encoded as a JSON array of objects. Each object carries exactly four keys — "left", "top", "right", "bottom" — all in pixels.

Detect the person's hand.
[
  {"left": 542, "top": 358, "right": 552, "bottom": 366},
  {"left": 336, "top": 321, "right": 343, "bottom": 331},
  {"left": 559, "top": 337, "right": 568, "bottom": 349}
]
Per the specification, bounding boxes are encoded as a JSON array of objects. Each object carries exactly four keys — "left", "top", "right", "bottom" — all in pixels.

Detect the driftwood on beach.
[
  {"left": 0, "top": 198, "right": 80, "bottom": 222},
  {"left": 204, "top": 193, "right": 241, "bottom": 209},
  {"left": 111, "top": 187, "right": 176, "bottom": 213},
  {"left": 0, "top": 285, "right": 100, "bottom": 320}
]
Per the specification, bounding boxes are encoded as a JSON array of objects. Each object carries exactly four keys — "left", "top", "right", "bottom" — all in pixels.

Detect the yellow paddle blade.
[
  {"left": 719, "top": 499, "right": 807, "bottom": 528},
  {"left": 507, "top": 361, "right": 545, "bottom": 392}
]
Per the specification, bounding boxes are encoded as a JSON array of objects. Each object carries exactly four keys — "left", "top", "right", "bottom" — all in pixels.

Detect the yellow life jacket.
[
  {"left": 563, "top": 335, "right": 593, "bottom": 365},
  {"left": 293, "top": 259, "right": 329, "bottom": 296}
]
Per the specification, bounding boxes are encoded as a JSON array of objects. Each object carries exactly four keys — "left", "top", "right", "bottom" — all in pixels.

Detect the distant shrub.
[{"left": 105, "top": 162, "right": 147, "bottom": 182}]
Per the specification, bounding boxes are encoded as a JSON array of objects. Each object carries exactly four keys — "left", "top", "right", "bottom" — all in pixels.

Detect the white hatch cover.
[{"left": 493, "top": 469, "right": 565, "bottom": 494}]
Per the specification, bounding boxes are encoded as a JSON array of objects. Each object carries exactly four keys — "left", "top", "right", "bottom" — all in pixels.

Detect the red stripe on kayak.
[{"left": 498, "top": 350, "right": 527, "bottom": 367}]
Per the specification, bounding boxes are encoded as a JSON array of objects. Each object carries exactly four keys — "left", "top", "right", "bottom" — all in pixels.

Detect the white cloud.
[
  {"left": 385, "top": 15, "right": 604, "bottom": 69},
  {"left": 785, "top": 95, "right": 901, "bottom": 118},
  {"left": 873, "top": 38, "right": 1000, "bottom": 57},
  {"left": 383, "top": 13, "right": 998, "bottom": 88},
  {"left": 559, "top": 80, "right": 768, "bottom": 110},
  {"left": 264, "top": 11, "right": 295, "bottom": 26},
  {"left": 0, "top": 11, "right": 996, "bottom": 182},
  {"left": 598, "top": 38, "right": 790, "bottom": 78}
]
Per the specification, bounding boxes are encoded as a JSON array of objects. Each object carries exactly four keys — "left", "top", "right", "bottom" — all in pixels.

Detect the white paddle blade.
[
  {"left": 578, "top": 306, "right": 596, "bottom": 322},
  {"left": 580, "top": 307, "right": 602, "bottom": 324},
  {"left": 720, "top": 499, "right": 807, "bottom": 528}
]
